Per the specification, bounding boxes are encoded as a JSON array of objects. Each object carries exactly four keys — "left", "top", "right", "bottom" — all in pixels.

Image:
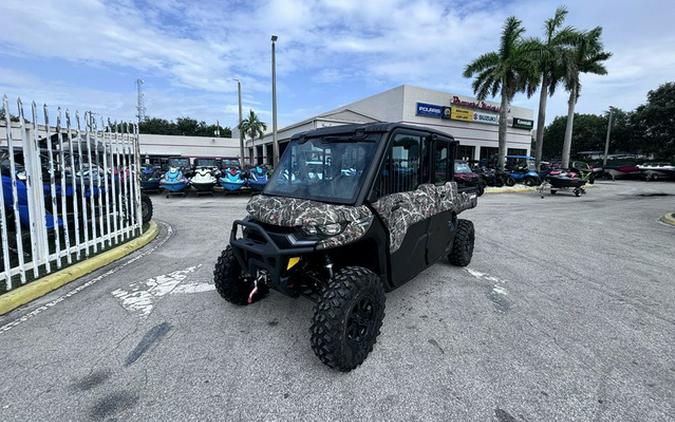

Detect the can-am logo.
[{"left": 451, "top": 96, "right": 501, "bottom": 113}]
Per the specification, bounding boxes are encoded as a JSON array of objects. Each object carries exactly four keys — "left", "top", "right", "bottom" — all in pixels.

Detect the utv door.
[
  {"left": 371, "top": 130, "right": 433, "bottom": 287},
  {"left": 426, "top": 136, "right": 456, "bottom": 263}
]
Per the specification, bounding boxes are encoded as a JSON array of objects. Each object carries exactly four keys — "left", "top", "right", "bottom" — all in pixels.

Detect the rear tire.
[
  {"left": 141, "top": 193, "right": 153, "bottom": 225},
  {"left": 310, "top": 266, "right": 385, "bottom": 372},
  {"left": 449, "top": 219, "right": 474, "bottom": 267},
  {"left": 505, "top": 177, "right": 516, "bottom": 187},
  {"left": 213, "top": 246, "right": 267, "bottom": 305}
]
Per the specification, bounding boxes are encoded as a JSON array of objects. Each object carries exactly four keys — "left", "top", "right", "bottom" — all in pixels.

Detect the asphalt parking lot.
[{"left": 1, "top": 180, "right": 674, "bottom": 421}]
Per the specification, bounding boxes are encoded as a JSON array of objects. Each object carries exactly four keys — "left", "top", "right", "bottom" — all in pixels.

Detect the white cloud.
[{"left": 1, "top": 0, "right": 674, "bottom": 126}]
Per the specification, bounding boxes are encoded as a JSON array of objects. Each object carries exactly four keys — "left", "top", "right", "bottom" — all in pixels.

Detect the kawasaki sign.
[{"left": 512, "top": 117, "right": 534, "bottom": 130}]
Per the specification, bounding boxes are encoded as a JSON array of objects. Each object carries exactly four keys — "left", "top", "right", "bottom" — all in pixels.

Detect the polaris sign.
[{"left": 416, "top": 102, "right": 443, "bottom": 118}]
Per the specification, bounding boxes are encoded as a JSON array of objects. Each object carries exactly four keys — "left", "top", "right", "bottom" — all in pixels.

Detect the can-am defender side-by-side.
[{"left": 213, "top": 123, "right": 478, "bottom": 371}]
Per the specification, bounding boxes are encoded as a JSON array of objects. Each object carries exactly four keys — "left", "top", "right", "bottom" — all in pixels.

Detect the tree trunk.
[
  {"left": 534, "top": 76, "right": 549, "bottom": 170},
  {"left": 497, "top": 87, "right": 510, "bottom": 171},
  {"left": 561, "top": 84, "right": 577, "bottom": 168}
]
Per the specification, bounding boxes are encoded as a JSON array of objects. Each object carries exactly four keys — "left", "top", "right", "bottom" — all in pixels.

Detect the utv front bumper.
[{"left": 229, "top": 219, "right": 317, "bottom": 297}]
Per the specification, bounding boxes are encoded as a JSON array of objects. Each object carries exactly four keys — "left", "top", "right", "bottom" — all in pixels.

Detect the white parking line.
[
  {"left": 467, "top": 268, "right": 509, "bottom": 295},
  {"left": 111, "top": 265, "right": 201, "bottom": 317},
  {"left": 0, "top": 222, "right": 174, "bottom": 334}
]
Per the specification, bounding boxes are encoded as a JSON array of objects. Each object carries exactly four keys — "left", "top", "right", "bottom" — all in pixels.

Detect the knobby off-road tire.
[
  {"left": 213, "top": 246, "right": 267, "bottom": 305},
  {"left": 448, "top": 219, "right": 474, "bottom": 267},
  {"left": 310, "top": 266, "right": 386, "bottom": 372},
  {"left": 141, "top": 193, "right": 153, "bottom": 225}
]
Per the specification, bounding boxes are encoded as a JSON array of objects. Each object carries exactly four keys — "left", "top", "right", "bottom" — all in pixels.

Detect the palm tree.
[
  {"left": 239, "top": 110, "right": 267, "bottom": 164},
  {"left": 532, "top": 7, "right": 579, "bottom": 170},
  {"left": 464, "top": 16, "right": 539, "bottom": 170},
  {"left": 560, "top": 27, "right": 611, "bottom": 168}
]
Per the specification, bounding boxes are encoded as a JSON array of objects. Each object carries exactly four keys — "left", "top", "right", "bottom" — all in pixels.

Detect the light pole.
[
  {"left": 233, "top": 78, "right": 245, "bottom": 166},
  {"left": 603, "top": 106, "right": 614, "bottom": 167},
  {"left": 271, "top": 34, "right": 279, "bottom": 167}
]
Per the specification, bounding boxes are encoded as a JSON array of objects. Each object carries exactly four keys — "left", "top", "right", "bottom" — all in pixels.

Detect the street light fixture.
[
  {"left": 271, "top": 34, "right": 279, "bottom": 167},
  {"left": 233, "top": 78, "right": 245, "bottom": 166}
]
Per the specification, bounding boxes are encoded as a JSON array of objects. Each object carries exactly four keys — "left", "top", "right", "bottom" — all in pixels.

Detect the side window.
[
  {"left": 376, "top": 133, "right": 422, "bottom": 196},
  {"left": 434, "top": 140, "right": 450, "bottom": 184}
]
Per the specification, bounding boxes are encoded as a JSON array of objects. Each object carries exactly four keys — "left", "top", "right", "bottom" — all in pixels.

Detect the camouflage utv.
[{"left": 214, "top": 123, "right": 478, "bottom": 371}]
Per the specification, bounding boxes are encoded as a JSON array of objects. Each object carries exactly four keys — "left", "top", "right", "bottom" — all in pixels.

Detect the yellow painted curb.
[
  {"left": 0, "top": 221, "right": 159, "bottom": 315},
  {"left": 485, "top": 186, "right": 536, "bottom": 194},
  {"left": 660, "top": 212, "right": 675, "bottom": 226}
]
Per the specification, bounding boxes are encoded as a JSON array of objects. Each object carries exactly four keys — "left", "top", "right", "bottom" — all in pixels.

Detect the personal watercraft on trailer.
[
  {"left": 140, "top": 164, "right": 161, "bottom": 191},
  {"left": 191, "top": 167, "right": 217, "bottom": 192},
  {"left": 638, "top": 162, "right": 675, "bottom": 181},
  {"left": 220, "top": 166, "right": 246, "bottom": 192},
  {"left": 538, "top": 169, "right": 587, "bottom": 197},
  {"left": 160, "top": 167, "right": 189, "bottom": 195},
  {"left": 246, "top": 165, "right": 268, "bottom": 191}
]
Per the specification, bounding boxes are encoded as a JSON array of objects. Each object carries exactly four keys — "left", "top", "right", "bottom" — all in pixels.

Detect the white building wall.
[
  {"left": 139, "top": 134, "right": 240, "bottom": 158},
  {"left": 400, "top": 85, "right": 533, "bottom": 160},
  {"left": 332, "top": 85, "right": 405, "bottom": 122}
]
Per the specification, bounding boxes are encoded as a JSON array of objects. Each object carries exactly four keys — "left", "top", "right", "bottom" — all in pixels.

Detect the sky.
[{"left": 1, "top": 0, "right": 674, "bottom": 130}]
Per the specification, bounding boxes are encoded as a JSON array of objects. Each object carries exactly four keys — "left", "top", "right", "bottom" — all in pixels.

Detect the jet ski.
[
  {"left": 246, "top": 165, "right": 268, "bottom": 192},
  {"left": 160, "top": 167, "right": 189, "bottom": 195},
  {"left": 540, "top": 169, "right": 587, "bottom": 197},
  {"left": 140, "top": 164, "right": 161, "bottom": 191},
  {"left": 220, "top": 166, "right": 246, "bottom": 192},
  {"left": 191, "top": 167, "right": 218, "bottom": 192}
]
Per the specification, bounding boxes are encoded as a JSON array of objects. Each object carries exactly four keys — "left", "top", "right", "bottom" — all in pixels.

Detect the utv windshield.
[{"left": 264, "top": 134, "right": 380, "bottom": 204}]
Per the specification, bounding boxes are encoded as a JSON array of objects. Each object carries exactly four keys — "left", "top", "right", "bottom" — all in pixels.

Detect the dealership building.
[{"left": 252, "top": 84, "right": 534, "bottom": 164}]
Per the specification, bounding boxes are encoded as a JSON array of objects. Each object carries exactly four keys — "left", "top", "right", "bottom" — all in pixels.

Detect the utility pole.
[
  {"left": 603, "top": 107, "right": 614, "bottom": 167},
  {"left": 271, "top": 35, "right": 279, "bottom": 167},
  {"left": 136, "top": 79, "right": 145, "bottom": 126},
  {"left": 234, "top": 78, "right": 245, "bottom": 166}
]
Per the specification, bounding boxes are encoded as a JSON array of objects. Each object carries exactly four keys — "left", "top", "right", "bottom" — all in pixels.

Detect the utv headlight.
[{"left": 319, "top": 223, "right": 343, "bottom": 236}]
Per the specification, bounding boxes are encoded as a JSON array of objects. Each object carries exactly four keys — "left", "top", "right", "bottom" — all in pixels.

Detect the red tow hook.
[
  {"left": 247, "top": 278, "right": 259, "bottom": 305},
  {"left": 248, "top": 271, "right": 266, "bottom": 304}
]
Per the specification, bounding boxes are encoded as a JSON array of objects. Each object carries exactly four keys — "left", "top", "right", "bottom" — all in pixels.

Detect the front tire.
[
  {"left": 505, "top": 176, "right": 516, "bottom": 187},
  {"left": 213, "top": 246, "right": 267, "bottom": 305},
  {"left": 310, "top": 266, "right": 385, "bottom": 372},
  {"left": 449, "top": 219, "right": 474, "bottom": 267}
]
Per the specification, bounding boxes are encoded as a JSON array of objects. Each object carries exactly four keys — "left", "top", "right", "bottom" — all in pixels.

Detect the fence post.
[{"left": 56, "top": 108, "right": 72, "bottom": 264}]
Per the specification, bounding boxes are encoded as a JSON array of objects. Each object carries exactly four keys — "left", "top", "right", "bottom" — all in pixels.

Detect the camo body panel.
[
  {"left": 246, "top": 194, "right": 372, "bottom": 250},
  {"left": 373, "top": 181, "right": 477, "bottom": 253}
]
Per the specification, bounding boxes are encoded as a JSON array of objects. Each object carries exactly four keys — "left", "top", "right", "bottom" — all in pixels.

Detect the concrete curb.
[
  {"left": 485, "top": 182, "right": 597, "bottom": 195},
  {"left": 0, "top": 221, "right": 159, "bottom": 315},
  {"left": 659, "top": 212, "right": 675, "bottom": 226},
  {"left": 485, "top": 186, "right": 536, "bottom": 194}
]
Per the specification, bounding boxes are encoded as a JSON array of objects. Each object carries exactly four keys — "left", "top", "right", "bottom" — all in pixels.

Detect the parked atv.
[
  {"left": 213, "top": 123, "right": 478, "bottom": 371},
  {"left": 505, "top": 155, "right": 540, "bottom": 186}
]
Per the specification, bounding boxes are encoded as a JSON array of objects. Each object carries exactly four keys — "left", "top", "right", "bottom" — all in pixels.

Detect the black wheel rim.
[{"left": 346, "top": 296, "right": 377, "bottom": 343}]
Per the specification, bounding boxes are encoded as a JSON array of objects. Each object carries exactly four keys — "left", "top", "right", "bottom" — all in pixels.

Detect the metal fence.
[{"left": 1, "top": 95, "right": 143, "bottom": 292}]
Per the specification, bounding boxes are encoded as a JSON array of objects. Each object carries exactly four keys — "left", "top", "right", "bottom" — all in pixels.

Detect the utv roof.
[{"left": 291, "top": 122, "right": 455, "bottom": 141}]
